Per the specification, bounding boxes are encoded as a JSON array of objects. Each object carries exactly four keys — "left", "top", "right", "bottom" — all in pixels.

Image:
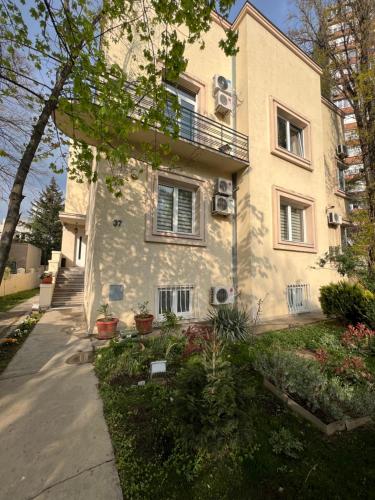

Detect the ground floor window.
[
  {"left": 157, "top": 285, "right": 194, "bottom": 319},
  {"left": 287, "top": 283, "right": 311, "bottom": 314}
]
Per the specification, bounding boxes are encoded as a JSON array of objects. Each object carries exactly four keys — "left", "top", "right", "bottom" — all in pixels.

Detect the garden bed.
[{"left": 263, "top": 378, "right": 372, "bottom": 435}]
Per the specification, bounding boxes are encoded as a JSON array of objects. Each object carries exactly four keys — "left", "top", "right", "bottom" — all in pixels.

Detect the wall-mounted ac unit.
[
  {"left": 210, "top": 286, "right": 235, "bottom": 305},
  {"left": 215, "top": 178, "right": 233, "bottom": 196},
  {"left": 215, "top": 91, "right": 232, "bottom": 115},
  {"left": 213, "top": 74, "right": 232, "bottom": 95},
  {"left": 336, "top": 144, "right": 348, "bottom": 159},
  {"left": 212, "top": 195, "right": 233, "bottom": 216},
  {"left": 327, "top": 211, "right": 343, "bottom": 225}
]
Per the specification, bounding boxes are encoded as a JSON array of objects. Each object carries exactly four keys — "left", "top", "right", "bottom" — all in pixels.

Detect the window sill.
[
  {"left": 274, "top": 240, "right": 317, "bottom": 253},
  {"left": 271, "top": 147, "right": 313, "bottom": 171},
  {"left": 145, "top": 231, "right": 206, "bottom": 247},
  {"left": 335, "top": 190, "right": 349, "bottom": 199}
]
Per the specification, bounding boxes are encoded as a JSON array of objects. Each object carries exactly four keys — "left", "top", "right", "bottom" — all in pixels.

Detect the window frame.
[
  {"left": 156, "top": 284, "right": 195, "bottom": 320},
  {"left": 280, "top": 203, "right": 307, "bottom": 243},
  {"left": 270, "top": 97, "right": 312, "bottom": 170},
  {"left": 156, "top": 184, "right": 196, "bottom": 235},
  {"left": 273, "top": 186, "right": 317, "bottom": 253},
  {"left": 146, "top": 168, "right": 206, "bottom": 247}
]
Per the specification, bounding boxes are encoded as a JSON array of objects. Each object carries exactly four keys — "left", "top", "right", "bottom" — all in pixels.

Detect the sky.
[{"left": 0, "top": 0, "right": 295, "bottom": 221}]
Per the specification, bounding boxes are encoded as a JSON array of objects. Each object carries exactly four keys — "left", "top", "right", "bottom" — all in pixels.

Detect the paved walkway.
[
  {"left": 0, "top": 308, "right": 122, "bottom": 500},
  {"left": 0, "top": 295, "right": 39, "bottom": 339},
  {"left": 254, "top": 311, "right": 326, "bottom": 335}
]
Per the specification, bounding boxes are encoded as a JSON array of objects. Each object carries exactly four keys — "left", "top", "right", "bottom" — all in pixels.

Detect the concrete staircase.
[{"left": 51, "top": 267, "right": 85, "bottom": 308}]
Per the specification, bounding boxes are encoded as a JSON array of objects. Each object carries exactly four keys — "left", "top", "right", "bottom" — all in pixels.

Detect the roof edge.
[
  {"left": 321, "top": 95, "right": 345, "bottom": 117},
  {"left": 213, "top": 2, "right": 322, "bottom": 76}
]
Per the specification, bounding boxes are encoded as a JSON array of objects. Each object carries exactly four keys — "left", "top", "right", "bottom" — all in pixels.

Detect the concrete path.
[
  {"left": 254, "top": 310, "right": 326, "bottom": 335},
  {"left": 0, "top": 294, "right": 39, "bottom": 339},
  {"left": 0, "top": 308, "right": 123, "bottom": 500}
]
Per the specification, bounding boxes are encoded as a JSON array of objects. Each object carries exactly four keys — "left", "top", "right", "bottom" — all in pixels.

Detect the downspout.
[{"left": 231, "top": 52, "right": 238, "bottom": 298}]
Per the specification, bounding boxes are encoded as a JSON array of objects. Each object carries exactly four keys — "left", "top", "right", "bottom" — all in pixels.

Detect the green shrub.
[
  {"left": 269, "top": 427, "right": 304, "bottom": 459},
  {"left": 319, "top": 281, "right": 374, "bottom": 326},
  {"left": 208, "top": 304, "right": 251, "bottom": 342},
  {"left": 254, "top": 349, "right": 375, "bottom": 421}
]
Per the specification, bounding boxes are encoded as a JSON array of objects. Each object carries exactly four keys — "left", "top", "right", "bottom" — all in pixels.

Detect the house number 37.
[{"left": 113, "top": 219, "right": 122, "bottom": 227}]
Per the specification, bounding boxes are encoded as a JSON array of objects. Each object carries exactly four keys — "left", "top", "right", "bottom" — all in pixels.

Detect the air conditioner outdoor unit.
[
  {"left": 215, "top": 91, "right": 232, "bottom": 115},
  {"left": 336, "top": 144, "right": 348, "bottom": 159},
  {"left": 212, "top": 195, "right": 234, "bottom": 216},
  {"left": 215, "top": 178, "right": 233, "bottom": 196},
  {"left": 213, "top": 74, "right": 232, "bottom": 95},
  {"left": 210, "top": 286, "right": 235, "bottom": 306},
  {"left": 327, "top": 211, "right": 343, "bottom": 225}
]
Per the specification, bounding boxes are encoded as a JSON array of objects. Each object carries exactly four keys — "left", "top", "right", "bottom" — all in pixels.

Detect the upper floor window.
[
  {"left": 270, "top": 98, "right": 312, "bottom": 170},
  {"left": 338, "top": 166, "right": 346, "bottom": 192},
  {"left": 165, "top": 83, "right": 196, "bottom": 141},
  {"left": 344, "top": 113, "right": 356, "bottom": 124},
  {"left": 273, "top": 186, "right": 316, "bottom": 253},
  {"left": 277, "top": 115, "right": 304, "bottom": 157},
  {"left": 145, "top": 169, "right": 206, "bottom": 247},
  {"left": 280, "top": 203, "right": 305, "bottom": 243},
  {"left": 157, "top": 184, "right": 194, "bottom": 235}
]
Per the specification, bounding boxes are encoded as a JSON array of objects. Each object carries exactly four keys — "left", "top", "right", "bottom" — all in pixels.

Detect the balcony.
[{"left": 54, "top": 84, "right": 249, "bottom": 173}]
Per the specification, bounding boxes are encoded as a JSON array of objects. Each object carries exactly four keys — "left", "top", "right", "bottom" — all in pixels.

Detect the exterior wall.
[
  {"left": 235, "top": 13, "right": 344, "bottom": 320},
  {"left": 84, "top": 158, "right": 233, "bottom": 331},
  {"left": 62, "top": 5, "right": 348, "bottom": 329},
  {"left": 0, "top": 269, "right": 41, "bottom": 297},
  {"left": 8, "top": 243, "right": 41, "bottom": 271},
  {"left": 61, "top": 225, "right": 77, "bottom": 267}
]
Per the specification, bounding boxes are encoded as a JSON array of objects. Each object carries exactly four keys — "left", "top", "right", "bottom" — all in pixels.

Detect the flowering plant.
[{"left": 341, "top": 323, "right": 375, "bottom": 351}]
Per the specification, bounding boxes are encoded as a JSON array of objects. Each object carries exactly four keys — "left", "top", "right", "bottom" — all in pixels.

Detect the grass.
[
  {"left": 0, "top": 312, "right": 43, "bottom": 374},
  {"left": 0, "top": 288, "right": 39, "bottom": 313},
  {"left": 96, "top": 322, "right": 375, "bottom": 499}
]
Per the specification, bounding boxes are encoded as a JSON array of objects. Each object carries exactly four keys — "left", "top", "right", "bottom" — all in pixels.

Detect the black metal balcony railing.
[{"left": 127, "top": 84, "right": 249, "bottom": 163}]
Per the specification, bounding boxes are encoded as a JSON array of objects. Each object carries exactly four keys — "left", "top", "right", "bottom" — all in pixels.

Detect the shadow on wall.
[
  {"left": 85, "top": 160, "right": 235, "bottom": 331},
  {"left": 236, "top": 184, "right": 278, "bottom": 316}
]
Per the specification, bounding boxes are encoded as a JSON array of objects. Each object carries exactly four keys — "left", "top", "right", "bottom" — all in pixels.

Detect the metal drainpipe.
[{"left": 231, "top": 52, "right": 238, "bottom": 298}]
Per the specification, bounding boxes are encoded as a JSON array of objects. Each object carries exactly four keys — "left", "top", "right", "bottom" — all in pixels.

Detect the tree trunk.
[{"left": 0, "top": 60, "right": 74, "bottom": 284}]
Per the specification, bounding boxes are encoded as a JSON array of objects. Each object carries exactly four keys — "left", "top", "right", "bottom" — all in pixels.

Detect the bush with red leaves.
[
  {"left": 182, "top": 324, "right": 213, "bottom": 357},
  {"left": 341, "top": 323, "right": 375, "bottom": 351}
]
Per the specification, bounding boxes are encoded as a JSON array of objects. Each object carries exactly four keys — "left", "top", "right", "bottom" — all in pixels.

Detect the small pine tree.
[{"left": 27, "top": 178, "right": 64, "bottom": 264}]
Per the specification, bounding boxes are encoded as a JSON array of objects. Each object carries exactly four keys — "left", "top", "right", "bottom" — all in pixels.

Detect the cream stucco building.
[{"left": 57, "top": 2, "right": 349, "bottom": 332}]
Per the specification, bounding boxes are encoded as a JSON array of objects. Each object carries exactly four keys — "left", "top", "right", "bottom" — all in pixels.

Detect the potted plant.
[
  {"left": 96, "top": 304, "right": 119, "bottom": 339},
  {"left": 133, "top": 301, "right": 154, "bottom": 334},
  {"left": 41, "top": 272, "right": 53, "bottom": 284}
]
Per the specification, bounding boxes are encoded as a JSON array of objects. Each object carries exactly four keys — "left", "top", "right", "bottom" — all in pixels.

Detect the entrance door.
[{"left": 75, "top": 230, "right": 86, "bottom": 267}]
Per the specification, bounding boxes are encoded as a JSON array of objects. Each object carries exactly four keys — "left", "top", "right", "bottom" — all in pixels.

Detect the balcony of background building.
[{"left": 54, "top": 82, "right": 249, "bottom": 174}]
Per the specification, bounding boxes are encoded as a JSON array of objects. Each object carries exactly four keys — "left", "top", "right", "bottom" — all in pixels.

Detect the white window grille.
[
  {"left": 156, "top": 285, "right": 195, "bottom": 320},
  {"left": 287, "top": 284, "right": 311, "bottom": 314}
]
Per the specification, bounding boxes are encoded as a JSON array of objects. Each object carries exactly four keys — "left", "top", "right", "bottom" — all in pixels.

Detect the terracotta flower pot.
[
  {"left": 41, "top": 276, "right": 53, "bottom": 284},
  {"left": 134, "top": 315, "right": 154, "bottom": 335},
  {"left": 96, "top": 318, "right": 119, "bottom": 339}
]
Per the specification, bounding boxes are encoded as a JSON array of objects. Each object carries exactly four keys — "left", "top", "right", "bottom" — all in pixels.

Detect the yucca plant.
[{"left": 208, "top": 304, "right": 251, "bottom": 342}]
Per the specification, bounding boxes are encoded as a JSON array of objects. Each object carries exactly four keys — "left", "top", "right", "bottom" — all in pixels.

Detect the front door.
[{"left": 75, "top": 230, "right": 86, "bottom": 267}]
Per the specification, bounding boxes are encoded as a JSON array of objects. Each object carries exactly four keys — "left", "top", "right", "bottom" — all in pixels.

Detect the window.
[
  {"left": 287, "top": 284, "right": 311, "bottom": 314},
  {"left": 146, "top": 169, "right": 206, "bottom": 246},
  {"left": 157, "top": 184, "right": 194, "bottom": 234},
  {"left": 336, "top": 99, "right": 350, "bottom": 109},
  {"left": 346, "top": 163, "right": 363, "bottom": 175},
  {"left": 280, "top": 204, "right": 305, "bottom": 243},
  {"left": 271, "top": 98, "right": 311, "bottom": 169},
  {"left": 277, "top": 116, "right": 304, "bottom": 157},
  {"left": 345, "top": 130, "right": 358, "bottom": 141},
  {"left": 157, "top": 285, "right": 194, "bottom": 319},
  {"left": 337, "top": 167, "right": 346, "bottom": 191},
  {"left": 165, "top": 83, "right": 196, "bottom": 141},
  {"left": 273, "top": 186, "right": 316, "bottom": 253}
]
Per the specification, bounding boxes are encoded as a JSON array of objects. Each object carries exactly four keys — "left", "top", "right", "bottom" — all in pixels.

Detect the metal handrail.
[{"left": 126, "top": 83, "right": 249, "bottom": 162}]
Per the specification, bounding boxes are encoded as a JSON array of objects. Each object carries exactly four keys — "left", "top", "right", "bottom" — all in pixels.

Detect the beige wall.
[
  {"left": 234, "top": 13, "right": 344, "bottom": 320},
  {"left": 0, "top": 269, "right": 41, "bottom": 297},
  {"left": 84, "top": 158, "right": 233, "bottom": 331},
  {"left": 8, "top": 243, "right": 42, "bottom": 271},
  {"left": 62, "top": 6, "right": 348, "bottom": 328}
]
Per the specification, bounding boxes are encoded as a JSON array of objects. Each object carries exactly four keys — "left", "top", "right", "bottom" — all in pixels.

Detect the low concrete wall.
[{"left": 0, "top": 268, "right": 43, "bottom": 297}]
